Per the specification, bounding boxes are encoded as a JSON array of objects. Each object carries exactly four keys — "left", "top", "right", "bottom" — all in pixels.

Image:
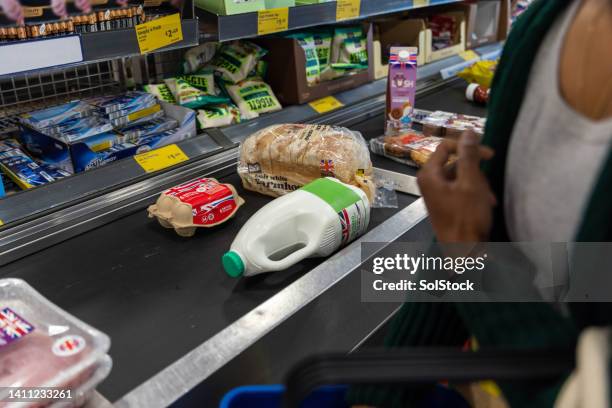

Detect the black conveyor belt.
[{"left": 0, "top": 79, "right": 487, "bottom": 403}]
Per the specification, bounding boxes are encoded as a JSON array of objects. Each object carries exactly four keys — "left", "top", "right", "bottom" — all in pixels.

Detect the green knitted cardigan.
[{"left": 349, "top": 0, "right": 612, "bottom": 406}]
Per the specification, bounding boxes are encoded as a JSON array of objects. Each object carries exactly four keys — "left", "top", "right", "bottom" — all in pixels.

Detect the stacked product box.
[{"left": 18, "top": 93, "right": 196, "bottom": 174}]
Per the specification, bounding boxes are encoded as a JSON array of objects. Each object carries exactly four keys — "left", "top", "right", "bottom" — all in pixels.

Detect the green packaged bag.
[
  {"left": 287, "top": 33, "right": 320, "bottom": 87},
  {"left": 312, "top": 30, "right": 333, "bottom": 81},
  {"left": 227, "top": 78, "right": 282, "bottom": 120},
  {"left": 331, "top": 26, "right": 367, "bottom": 66},
  {"left": 197, "top": 104, "right": 241, "bottom": 129},
  {"left": 165, "top": 77, "right": 229, "bottom": 109},
  {"left": 183, "top": 42, "right": 218, "bottom": 74},
  {"left": 143, "top": 83, "right": 177, "bottom": 104},
  {"left": 207, "top": 41, "right": 267, "bottom": 84}
]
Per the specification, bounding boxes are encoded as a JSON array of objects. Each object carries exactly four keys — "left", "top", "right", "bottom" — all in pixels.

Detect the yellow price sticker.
[
  {"left": 309, "top": 96, "right": 344, "bottom": 114},
  {"left": 134, "top": 144, "right": 189, "bottom": 173},
  {"left": 336, "top": 0, "right": 360, "bottom": 21},
  {"left": 136, "top": 13, "right": 183, "bottom": 54},
  {"left": 413, "top": 0, "right": 429, "bottom": 7},
  {"left": 0, "top": 220, "right": 4, "bottom": 227},
  {"left": 459, "top": 50, "right": 480, "bottom": 61},
  {"left": 23, "top": 7, "right": 43, "bottom": 17},
  {"left": 257, "top": 8, "right": 289, "bottom": 36}
]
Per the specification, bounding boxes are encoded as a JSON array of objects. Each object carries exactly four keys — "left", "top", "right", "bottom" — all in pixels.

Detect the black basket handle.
[{"left": 283, "top": 348, "right": 574, "bottom": 408}]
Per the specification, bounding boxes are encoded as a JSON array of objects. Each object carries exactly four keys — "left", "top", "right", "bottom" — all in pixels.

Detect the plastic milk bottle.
[{"left": 222, "top": 177, "right": 370, "bottom": 277}]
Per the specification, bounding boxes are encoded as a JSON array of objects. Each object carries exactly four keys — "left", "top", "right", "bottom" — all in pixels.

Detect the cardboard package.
[
  {"left": 424, "top": 10, "right": 466, "bottom": 63},
  {"left": 19, "top": 102, "right": 196, "bottom": 173},
  {"left": 256, "top": 24, "right": 374, "bottom": 105},
  {"left": 195, "top": 0, "right": 265, "bottom": 15},
  {"left": 372, "top": 18, "right": 426, "bottom": 80},
  {"left": 463, "top": 0, "right": 501, "bottom": 49}
]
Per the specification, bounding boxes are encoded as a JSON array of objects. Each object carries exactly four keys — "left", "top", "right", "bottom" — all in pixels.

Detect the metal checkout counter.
[{"left": 0, "top": 47, "right": 493, "bottom": 407}]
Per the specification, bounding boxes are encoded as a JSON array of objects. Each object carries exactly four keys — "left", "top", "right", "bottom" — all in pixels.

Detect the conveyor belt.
[{"left": 0, "top": 79, "right": 486, "bottom": 406}]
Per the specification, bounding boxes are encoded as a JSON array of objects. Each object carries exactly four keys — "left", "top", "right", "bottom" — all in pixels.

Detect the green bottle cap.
[{"left": 222, "top": 251, "right": 245, "bottom": 278}]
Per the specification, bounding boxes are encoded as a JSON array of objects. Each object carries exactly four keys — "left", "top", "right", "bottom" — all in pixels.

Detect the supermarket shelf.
[
  {"left": 0, "top": 19, "right": 199, "bottom": 78},
  {"left": 198, "top": 0, "right": 463, "bottom": 42}
]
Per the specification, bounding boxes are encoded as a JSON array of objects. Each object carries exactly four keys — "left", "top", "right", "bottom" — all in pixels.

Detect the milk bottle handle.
[{"left": 251, "top": 240, "right": 319, "bottom": 272}]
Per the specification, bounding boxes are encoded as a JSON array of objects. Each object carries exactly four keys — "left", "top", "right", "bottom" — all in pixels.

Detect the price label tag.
[
  {"left": 134, "top": 144, "right": 189, "bottom": 173},
  {"left": 309, "top": 96, "right": 344, "bottom": 113},
  {"left": 336, "top": 0, "right": 360, "bottom": 21},
  {"left": 136, "top": 13, "right": 183, "bottom": 54},
  {"left": 413, "top": 0, "right": 429, "bottom": 7},
  {"left": 257, "top": 8, "right": 289, "bottom": 36},
  {"left": 458, "top": 50, "right": 479, "bottom": 61},
  {"left": 0, "top": 220, "right": 4, "bottom": 227},
  {"left": 23, "top": 7, "right": 43, "bottom": 17}
]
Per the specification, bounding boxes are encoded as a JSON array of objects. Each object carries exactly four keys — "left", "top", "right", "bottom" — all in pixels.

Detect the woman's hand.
[{"left": 417, "top": 130, "right": 496, "bottom": 243}]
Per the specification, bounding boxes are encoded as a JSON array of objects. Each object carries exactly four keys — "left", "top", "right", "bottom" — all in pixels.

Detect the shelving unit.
[
  {"left": 198, "top": 0, "right": 462, "bottom": 41},
  {"left": 0, "top": 19, "right": 199, "bottom": 78}
]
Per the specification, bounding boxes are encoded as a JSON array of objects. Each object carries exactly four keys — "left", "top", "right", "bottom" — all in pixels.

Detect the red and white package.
[
  {"left": 0, "top": 279, "right": 111, "bottom": 408},
  {"left": 148, "top": 177, "right": 245, "bottom": 237}
]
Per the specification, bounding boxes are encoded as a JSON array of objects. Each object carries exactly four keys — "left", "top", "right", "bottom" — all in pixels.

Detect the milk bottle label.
[{"left": 301, "top": 178, "right": 369, "bottom": 246}]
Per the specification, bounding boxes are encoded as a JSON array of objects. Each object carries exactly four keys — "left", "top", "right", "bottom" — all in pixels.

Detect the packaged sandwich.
[
  {"left": 196, "top": 104, "right": 241, "bottom": 129},
  {"left": 147, "top": 177, "right": 244, "bottom": 237},
  {"left": 420, "top": 110, "right": 485, "bottom": 138},
  {"left": 238, "top": 124, "right": 375, "bottom": 200},
  {"left": 0, "top": 278, "right": 112, "bottom": 406},
  {"left": 226, "top": 78, "right": 281, "bottom": 120},
  {"left": 207, "top": 41, "right": 267, "bottom": 84},
  {"left": 369, "top": 132, "right": 425, "bottom": 167}
]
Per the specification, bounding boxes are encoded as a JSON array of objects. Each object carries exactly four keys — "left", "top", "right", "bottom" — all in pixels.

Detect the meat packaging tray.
[{"left": 0, "top": 278, "right": 111, "bottom": 407}]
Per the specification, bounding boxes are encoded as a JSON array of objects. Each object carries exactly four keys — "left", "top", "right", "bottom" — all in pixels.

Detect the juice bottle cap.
[
  {"left": 223, "top": 251, "right": 245, "bottom": 278},
  {"left": 465, "top": 83, "right": 480, "bottom": 102}
]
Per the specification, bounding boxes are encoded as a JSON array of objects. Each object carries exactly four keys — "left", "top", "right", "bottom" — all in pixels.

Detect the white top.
[
  {"left": 505, "top": 0, "right": 612, "bottom": 244},
  {"left": 503, "top": 1, "right": 612, "bottom": 298}
]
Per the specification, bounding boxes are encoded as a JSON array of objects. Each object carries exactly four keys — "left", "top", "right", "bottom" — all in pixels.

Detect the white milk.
[{"left": 222, "top": 177, "right": 370, "bottom": 277}]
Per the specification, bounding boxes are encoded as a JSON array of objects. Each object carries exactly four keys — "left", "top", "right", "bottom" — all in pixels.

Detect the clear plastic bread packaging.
[
  {"left": 238, "top": 124, "right": 375, "bottom": 201},
  {"left": 0, "top": 278, "right": 111, "bottom": 408},
  {"left": 148, "top": 177, "right": 244, "bottom": 237}
]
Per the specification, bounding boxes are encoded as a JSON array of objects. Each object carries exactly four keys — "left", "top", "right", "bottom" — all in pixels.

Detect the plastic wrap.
[
  {"left": 148, "top": 177, "right": 244, "bottom": 237},
  {"left": 370, "top": 131, "right": 445, "bottom": 167},
  {"left": 0, "top": 278, "right": 111, "bottom": 408},
  {"left": 419, "top": 110, "right": 485, "bottom": 138},
  {"left": 238, "top": 124, "right": 375, "bottom": 201},
  {"left": 206, "top": 41, "right": 267, "bottom": 84},
  {"left": 226, "top": 78, "right": 281, "bottom": 120}
]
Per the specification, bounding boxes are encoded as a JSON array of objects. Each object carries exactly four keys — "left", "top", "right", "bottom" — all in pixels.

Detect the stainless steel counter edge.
[{"left": 114, "top": 198, "right": 427, "bottom": 408}]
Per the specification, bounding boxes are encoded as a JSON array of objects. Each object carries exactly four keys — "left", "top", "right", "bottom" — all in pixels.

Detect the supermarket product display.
[
  {"left": 15, "top": 93, "right": 195, "bottom": 174},
  {"left": 148, "top": 177, "right": 244, "bottom": 237},
  {"left": 222, "top": 177, "right": 370, "bottom": 278},
  {"left": 0, "top": 278, "right": 111, "bottom": 406},
  {"left": 237, "top": 123, "right": 375, "bottom": 201},
  {"left": 385, "top": 46, "right": 417, "bottom": 135},
  {"left": 144, "top": 40, "right": 281, "bottom": 129}
]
